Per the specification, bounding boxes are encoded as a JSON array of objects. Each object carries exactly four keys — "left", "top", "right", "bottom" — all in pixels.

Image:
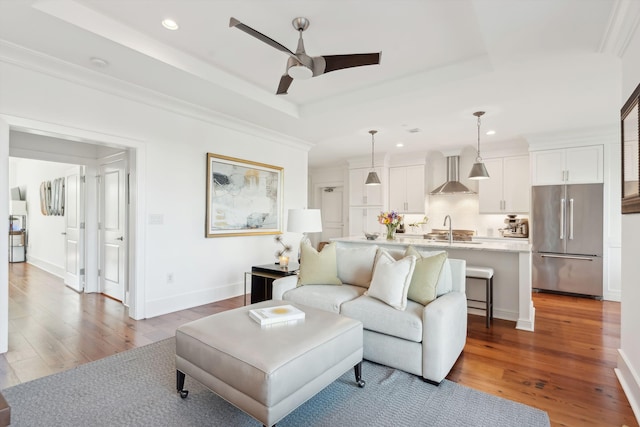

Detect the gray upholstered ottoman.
[{"left": 175, "top": 300, "right": 364, "bottom": 427}]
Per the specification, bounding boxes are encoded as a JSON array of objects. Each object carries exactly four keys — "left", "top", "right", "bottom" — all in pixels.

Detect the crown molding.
[
  {"left": 0, "top": 41, "right": 313, "bottom": 152},
  {"left": 31, "top": 0, "right": 298, "bottom": 118},
  {"left": 599, "top": 0, "right": 640, "bottom": 57},
  {"left": 525, "top": 124, "right": 619, "bottom": 150}
]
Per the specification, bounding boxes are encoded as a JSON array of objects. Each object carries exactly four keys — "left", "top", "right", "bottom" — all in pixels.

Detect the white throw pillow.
[
  {"left": 365, "top": 248, "right": 416, "bottom": 310},
  {"left": 336, "top": 245, "right": 378, "bottom": 288}
]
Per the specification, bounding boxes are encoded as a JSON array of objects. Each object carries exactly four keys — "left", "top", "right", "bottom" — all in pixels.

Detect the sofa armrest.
[
  {"left": 448, "top": 258, "right": 466, "bottom": 293},
  {"left": 272, "top": 275, "right": 298, "bottom": 300},
  {"left": 421, "top": 291, "right": 467, "bottom": 383}
]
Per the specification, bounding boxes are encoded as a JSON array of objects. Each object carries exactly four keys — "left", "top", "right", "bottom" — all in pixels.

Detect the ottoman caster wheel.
[
  {"left": 179, "top": 390, "right": 189, "bottom": 399},
  {"left": 357, "top": 379, "right": 365, "bottom": 388}
]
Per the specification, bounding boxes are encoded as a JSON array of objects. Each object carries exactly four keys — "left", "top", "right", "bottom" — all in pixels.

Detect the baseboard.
[
  {"left": 26, "top": 256, "right": 64, "bottom": 279},
  {"left": 468, "top": 307, "right": 518, "bottom": 322},
  {"left": 144, "top": 282, "right": 244, "bottom": 319},
  {"left": 616, "top": 349, "right": 640, "bottom": 424}
]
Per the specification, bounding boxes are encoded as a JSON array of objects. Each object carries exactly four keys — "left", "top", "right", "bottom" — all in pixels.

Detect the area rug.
[{"left": 3, "top": 338, "right": 550, "bottom": 426}]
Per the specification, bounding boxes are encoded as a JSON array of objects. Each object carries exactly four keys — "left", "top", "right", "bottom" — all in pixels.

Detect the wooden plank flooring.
[{"left": 1, "top": 262, "right": 637, "bottom": 426}]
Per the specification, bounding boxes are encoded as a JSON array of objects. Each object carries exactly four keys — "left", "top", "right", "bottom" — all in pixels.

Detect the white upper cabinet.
[
  {"left": 479, "top": 155, "right": 530, "bottom": 214},
  {"left": 349, "top": 168, "right": 383, "bottom": 206},
  {"left": 388, "top": 165, "right": 425, "bottom": 213},
  {"left": 531, "top": 145, "right": 603, "bottom": 185}
]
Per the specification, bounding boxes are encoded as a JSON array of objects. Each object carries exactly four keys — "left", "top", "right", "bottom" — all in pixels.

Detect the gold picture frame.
[
  {"left": 205, "top": 153, "right": 283, "bottom": 237},
  {"left": 622, "top": 82, "right": 640, "bottom": 214}
]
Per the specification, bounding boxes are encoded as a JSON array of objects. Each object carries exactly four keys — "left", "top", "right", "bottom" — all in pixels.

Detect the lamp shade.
[
  {"left": 468, "top": 162, "right": 490, "bottom": 180},
  {"left": 365, "top": 171, "right": 381, "bottom": 185},
  {"left": 287, "top": 209, "right": 323, "bottom": 233}
]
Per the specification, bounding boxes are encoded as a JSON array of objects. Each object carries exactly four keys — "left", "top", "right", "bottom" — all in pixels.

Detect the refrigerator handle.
[
  {"left": 560, "top": 198, "right": 565, "bottom": 239},
  {"left": 569, "top": 198, "right": 574, "bottom": 240},
  {"left": 541, "top": 254, "right": 594, "bottom": 261}
]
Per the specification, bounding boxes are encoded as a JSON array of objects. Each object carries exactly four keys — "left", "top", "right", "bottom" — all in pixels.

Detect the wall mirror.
[{"left": 622, "top": 82, "right": 640, "bottom": 214}]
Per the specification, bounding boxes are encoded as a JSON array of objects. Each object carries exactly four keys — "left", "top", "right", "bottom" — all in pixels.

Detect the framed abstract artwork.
[{"left": 206, "top": 153, "right": 283, "bottom": 237}]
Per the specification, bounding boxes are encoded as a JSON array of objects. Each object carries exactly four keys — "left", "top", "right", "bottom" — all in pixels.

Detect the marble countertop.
[{"left": 332, "top": 236, "right": 532, "bottom": 253}]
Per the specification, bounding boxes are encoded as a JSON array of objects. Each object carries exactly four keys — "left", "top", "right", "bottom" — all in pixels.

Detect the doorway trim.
[
  {"left": 1, "top": 114, "right": 147, "bottom": 321},
  {"left": 311, "top": 180, "right": 348, "bottom": 240}
]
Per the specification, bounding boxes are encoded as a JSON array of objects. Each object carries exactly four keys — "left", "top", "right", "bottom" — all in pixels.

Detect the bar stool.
[{"left": 465, "top": 265, "right": 494, "bottom": 328}]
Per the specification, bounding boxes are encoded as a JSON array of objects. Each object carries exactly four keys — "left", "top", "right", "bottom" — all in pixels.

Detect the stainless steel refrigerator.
[{"left": 531, "top": 183, "right": 603, "bottom": 298}]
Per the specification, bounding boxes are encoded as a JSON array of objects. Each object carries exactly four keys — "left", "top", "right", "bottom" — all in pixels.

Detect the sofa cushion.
[
  {"left": 341, "top": 295, "right": 423, "bottom": 342},
  {"left": 405, "top": 246, "right": 448, "bottom": 305},
  {"left": 336, "top": 244, "right": 378, "bottom": 288},
  {"left": 283, "top": 284, "right": 366, "bottom": 313},
  {"left": 297, "top": 241, "right": 342, "bottom": 286},
  {"left": 364, "top": 249, "right": 416, "bottom": 310}
]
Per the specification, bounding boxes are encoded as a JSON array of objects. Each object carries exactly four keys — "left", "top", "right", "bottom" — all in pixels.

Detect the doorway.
[
  {"left": 8, "top": 148, "right": 129, "bottom": 303},
  {"left": 319, "top": 186, "right": 345, "bottom": 242},
  {"left": 1, "top": 116, "right": 146, "bottom": 354}
]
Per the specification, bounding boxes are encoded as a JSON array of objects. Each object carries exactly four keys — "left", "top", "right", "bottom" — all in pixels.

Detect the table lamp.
[{"left": 287, "top": 208, "right": 323, "bottom": 261}]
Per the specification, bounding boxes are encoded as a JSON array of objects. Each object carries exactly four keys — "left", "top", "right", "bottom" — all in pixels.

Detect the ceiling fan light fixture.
[
  {"left": 469, "top": 111, "right": 490, "bottom": 180},
  {"left": 287, "top": 64, "right": 313, "bottom": 80},
  {"left": 365, "top": 130, "right": 381, "bottom": 186}
]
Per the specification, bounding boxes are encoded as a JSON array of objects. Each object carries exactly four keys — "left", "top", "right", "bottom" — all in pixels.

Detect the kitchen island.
[{"left": 332, "top": 236, "right": 535, "bottom": 331}]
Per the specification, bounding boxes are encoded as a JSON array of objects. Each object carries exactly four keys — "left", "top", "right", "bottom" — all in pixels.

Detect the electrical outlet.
[{"left": 167, "top": 273, "right": 174, "bottom": 284}]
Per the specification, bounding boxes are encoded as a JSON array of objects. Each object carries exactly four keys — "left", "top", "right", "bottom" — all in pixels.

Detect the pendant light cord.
[
  {"left": 473, "top": 111, "right": 485, "bottom": 162},
  {"left": 369, "top": 130, "right": 377, "bottom": 168}
]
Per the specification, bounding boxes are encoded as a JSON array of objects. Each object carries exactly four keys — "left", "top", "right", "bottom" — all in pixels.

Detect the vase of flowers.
[{"left": 378, "top": 211, "right": 403, "bottom": 240}]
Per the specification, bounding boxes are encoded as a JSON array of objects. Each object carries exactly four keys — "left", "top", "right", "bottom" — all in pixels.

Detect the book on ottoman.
[{"left": 249, "top": 304, "right": 305, "bottom": 326}]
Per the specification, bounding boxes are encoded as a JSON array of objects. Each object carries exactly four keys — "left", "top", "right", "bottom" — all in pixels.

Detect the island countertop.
[
  {"left": 332, "top": 236, "right": 531, "bottom": 253},
  {"left": 331, "top": 235, "right": 535, "bottom": 332}
]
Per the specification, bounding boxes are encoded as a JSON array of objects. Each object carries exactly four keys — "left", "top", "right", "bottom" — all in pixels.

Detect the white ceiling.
[{"left": 0, "top": 0, "right": 635, "bottom": 167}]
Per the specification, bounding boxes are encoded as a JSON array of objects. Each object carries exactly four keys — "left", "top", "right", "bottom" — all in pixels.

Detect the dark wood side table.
[
  {"left": 248, "top": 263, "right": 299, "bottom": 304},
  {"left": 0, "top": 391, "right": 10, "bottom": 426}
]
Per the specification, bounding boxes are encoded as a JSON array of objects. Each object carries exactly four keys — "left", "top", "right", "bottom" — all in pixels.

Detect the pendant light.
[
  {"left": 468, "top": 111, "right": 490, "bottom": 180},
  {"left": 365, "top": 130, "right": 381, "bottom": 185}
]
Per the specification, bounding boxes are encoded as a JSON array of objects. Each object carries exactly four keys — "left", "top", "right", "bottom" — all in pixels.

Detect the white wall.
[
  {"left": 10, "top": 158, "right": 76, "bottom": 277},
  {"left": 0, "top": 51, "right": 311, "bottom": 342},
  {"left": 618, "top": 18, "right": 640, "bottom": 422}
]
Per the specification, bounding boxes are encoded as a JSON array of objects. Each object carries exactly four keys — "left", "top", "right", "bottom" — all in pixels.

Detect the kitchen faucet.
[{"left": 443, "top": 215, "right": 452, "bottom": 244}]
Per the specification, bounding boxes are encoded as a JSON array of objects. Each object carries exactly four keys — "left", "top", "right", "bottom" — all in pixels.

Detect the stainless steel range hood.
[{"left": 430, "top": 156, "right": 475, "bottom": 195}]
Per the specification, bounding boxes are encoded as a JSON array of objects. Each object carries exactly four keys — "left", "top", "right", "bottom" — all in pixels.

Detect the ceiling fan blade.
[
  {"left": 318, "top": 52, "right": 382, "bottom": 75},
  {"left": 276, "top": 74, "right": 293, "bottom": 95},
  {"left": 229, "top": 17, "right": 297, "bottom": 59}
]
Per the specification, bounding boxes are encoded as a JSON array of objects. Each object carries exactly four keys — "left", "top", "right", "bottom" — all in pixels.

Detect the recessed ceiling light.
[
  {"left": 396, "top": 143, "right": 404, "bottom": 148},
  {"left": 162, "top": 18, "right": 179, "bottom": 30},
  {"left": 486, "top": 130, "right": 496, "bottom": 135},
  {"left": 89, "top": 57, "right": 109, "bottom": 68}
]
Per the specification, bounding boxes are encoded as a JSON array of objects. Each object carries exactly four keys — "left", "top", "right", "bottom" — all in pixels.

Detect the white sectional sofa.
[{"left": 272, "top": 242, "right": 467, "bottom": 384}]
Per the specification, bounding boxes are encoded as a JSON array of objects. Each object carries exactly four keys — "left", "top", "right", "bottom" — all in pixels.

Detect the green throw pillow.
[
  {"left": 297, "top": 241, "right": 342, "bottom": 286},
  {"left": 404, "top": 246, "right": 447, "bottom": 305}
]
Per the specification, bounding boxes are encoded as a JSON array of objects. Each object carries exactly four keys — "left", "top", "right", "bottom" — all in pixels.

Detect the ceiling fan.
[{"left": 229, "top": 17, "right": 382, "bottom": 95}]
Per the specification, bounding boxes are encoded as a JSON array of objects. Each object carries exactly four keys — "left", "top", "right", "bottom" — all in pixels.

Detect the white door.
[
  {"left": 320, "top": 187, "right": 344, "bottom": 241},
  {"left": 64, "top": 166, "right": 84, "bottom": 292},
  {"left": 100, "top": 158, "right": 127, "bottom": 302}
]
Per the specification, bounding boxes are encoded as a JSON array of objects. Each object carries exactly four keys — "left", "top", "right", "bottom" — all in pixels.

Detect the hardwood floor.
[{"left": 1, "top": 262, "right": 637, "bottom": 426}]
